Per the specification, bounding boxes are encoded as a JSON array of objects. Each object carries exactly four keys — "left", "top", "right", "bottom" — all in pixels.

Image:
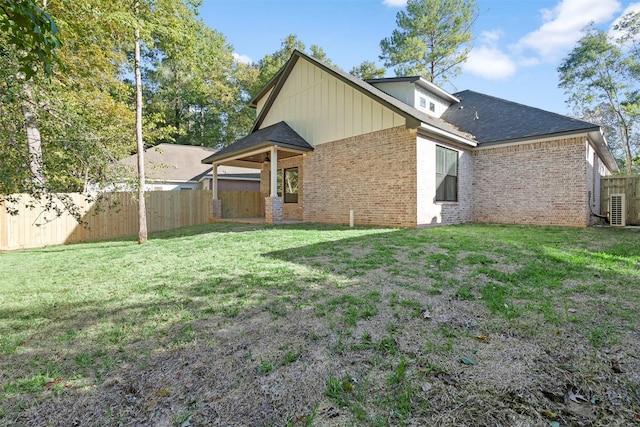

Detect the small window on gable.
[
  {"left": 436, "top": 146, "right": 458, "bottom": 202},
  {"left": 419, "top": 97, "right": 426, "bottom": 108},
  {"left": 429, "top": 102, "right": 436, "bottom": 112}
]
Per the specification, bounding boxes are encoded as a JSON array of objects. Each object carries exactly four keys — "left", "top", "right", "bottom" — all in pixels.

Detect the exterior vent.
[{"left": 609, "top": 194, "right": 626, "bottom": 226}]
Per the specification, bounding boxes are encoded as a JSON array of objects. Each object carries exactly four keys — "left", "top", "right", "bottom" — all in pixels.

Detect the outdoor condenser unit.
[{"left": 609, "top": 194, "right": 626, "bottom": 227}]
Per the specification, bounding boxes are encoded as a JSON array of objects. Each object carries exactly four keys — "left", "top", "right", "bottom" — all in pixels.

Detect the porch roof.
[{"left": 201, "top": 121, "right": 313, "bottom": 166}]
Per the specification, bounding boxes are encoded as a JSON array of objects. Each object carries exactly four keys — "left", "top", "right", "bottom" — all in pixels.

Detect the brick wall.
[
  {"left": 472, "top": 137, "right": 589, "bottom": 227},
  {"left": 303, "top": 126, "right": 418, "bottom": 227}
]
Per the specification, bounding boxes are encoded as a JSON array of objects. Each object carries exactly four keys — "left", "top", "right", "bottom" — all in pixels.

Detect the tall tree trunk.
[
  {"left": 21, "top": 83, "right": 46, "bottom": 190},
  {"left": 135, "top": 0, "right": 147, "bottom": 244}
]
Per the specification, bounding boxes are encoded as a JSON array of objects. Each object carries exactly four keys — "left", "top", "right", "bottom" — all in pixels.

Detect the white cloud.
[
  {"left": 382, "top": 0, "right": 407, "bottom": 7},
  {"left": 233, "top": 53, "right": 252, "bottom": 65},
  {"left": 516, "top": 0, "right": 622, "bottom": 60},
  {"left": 479, "top": 29, "right": 503, "bottom": 44},
  {"left": 464, "top": 46, "right": 517, "bottom": 80}
]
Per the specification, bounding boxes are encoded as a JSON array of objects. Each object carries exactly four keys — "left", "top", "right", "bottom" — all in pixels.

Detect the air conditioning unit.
[{"left": 609, "top": 194, "right": 626, "bottom": 226}]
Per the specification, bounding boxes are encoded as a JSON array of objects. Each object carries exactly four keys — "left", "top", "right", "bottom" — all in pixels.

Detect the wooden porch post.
[
  {"left": 265, "top": 146, "right": 282, "bottom": 224},
  {"left": 270, "top": 146, "right": 278, "bottom": 197},
  {"left": 212, "top": 163, "right": 218, "bottom": 199},
  {"left": 211, "top": 163, "right": 222, "bottom": 219}
]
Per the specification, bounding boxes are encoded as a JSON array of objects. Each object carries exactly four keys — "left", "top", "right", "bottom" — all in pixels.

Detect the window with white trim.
[{"left": 436, "top": 146, "right": 458, "bottom": 202}]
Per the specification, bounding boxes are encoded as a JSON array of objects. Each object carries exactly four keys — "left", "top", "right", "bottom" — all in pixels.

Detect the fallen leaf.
[
  {"left": 342, "top": 381, "right": 354, "bottom": 393},
  {"left": 44, "top": 378, "right": 63, "bottom": 390},
  {"left": 611, "top": 361, "right": 623, "bottom": 373},
  {"left": 475, "top": 335, "right": 489, "bottom": 341},
  {"left": 155, "top": 388, "right": 170, "bottom": 397},
  {"left": 438, "top": 375, "right": 457, "bottom": 386},
  {"left": 568, "top": 389, "right": 588, "bottom": 404},
  {"left": 460, "top": 356, "right": 477, "bottom": 365},
  {"left": 540, "top": 409, "right": 558, "bottom": 419}
]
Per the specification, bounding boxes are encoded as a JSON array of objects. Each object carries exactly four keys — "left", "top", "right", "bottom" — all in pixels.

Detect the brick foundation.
[
  {"left": 212, "top": 199, "right": 222, "bottom": 219},
  {"left": 265, "top": 197, "right": 283, "bottom": 224}
]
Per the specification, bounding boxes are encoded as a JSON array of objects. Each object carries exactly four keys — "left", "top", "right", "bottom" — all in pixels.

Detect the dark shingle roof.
[
  {"left": 202, "top": 121, "right": 313, "bottom": 164},
  {"left": 441, "top": 90, "right": 599, "bottom": 145}
]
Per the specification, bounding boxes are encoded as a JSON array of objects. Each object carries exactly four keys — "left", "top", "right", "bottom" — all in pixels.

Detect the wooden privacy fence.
[
  {"left": 601, "top": 176, "right": 640, "bottom": 226},
  {"left": 219, "top": 190, "right": 263, "bottom": 218},
  {"left": 0, "top": 190, "right": 212, "bottom": 251}
]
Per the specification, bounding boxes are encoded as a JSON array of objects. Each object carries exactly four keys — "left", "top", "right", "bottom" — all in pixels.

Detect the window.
[
  {"left": 429, "top": 102, "right": 436, "bottom": 112},
  {"left": 271, "top": 167, "right": 299, "bottom": 203},
  {"left": 419, "top": 97, "right": 426, "bottom": 108},
  {"left": 436, "top": 146, "right": 458, "bottom": 202},
  {"left": 283, "top": 167, "right": 298, "bottom": 203}
]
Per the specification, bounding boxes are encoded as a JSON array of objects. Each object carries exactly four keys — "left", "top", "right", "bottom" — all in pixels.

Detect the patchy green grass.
[{"left": 0, "top": 222, "right": 639, "bottom": 426}]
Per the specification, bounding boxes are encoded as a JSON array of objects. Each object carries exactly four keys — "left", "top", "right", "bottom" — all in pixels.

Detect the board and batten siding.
[
  {"left": 260, "top": 59, "right": 406, "bottom": 146},
  {"left": 254, "top": 88, "right": 273, "bottom": 117}
]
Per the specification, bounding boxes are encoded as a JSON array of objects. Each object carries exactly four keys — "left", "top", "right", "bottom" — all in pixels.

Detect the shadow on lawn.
[{"left": 2, "top": 224, "right": 639, "bottom": 426}]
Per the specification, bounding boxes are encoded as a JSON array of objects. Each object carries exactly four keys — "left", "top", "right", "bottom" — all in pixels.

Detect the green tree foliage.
[
  {"left": 379, "top": 0, "right": 478, "bottom": 84},
  {"left": 250, "top": 34, "right": 333, "bottom": 96},
  {"left": 1, "top": 0, "right": 135, "bottom": 197},
  {"left": 143, "top": 22, "right": 245, "bottom": 147},
  {"left": 0, "top": 0, "right": 61, "bottom": 79},
  {"left": 558, "top": 15, "right": 640, "bottom": 174},
  {"left": 350, "top": 60, "right": 387, "bottom": 80}
]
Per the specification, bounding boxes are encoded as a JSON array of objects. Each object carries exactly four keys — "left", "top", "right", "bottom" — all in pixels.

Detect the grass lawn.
[{"left": 1, "top": 222, "right": 639, "bottom": 426}]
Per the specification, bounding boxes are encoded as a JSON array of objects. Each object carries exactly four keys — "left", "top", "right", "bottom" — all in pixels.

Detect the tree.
[
  {"left": 350, "top": 60, "right": 386, "bottom": 80},
  {"left": 0, "top": 0, "right": 62, "bottom": 79},
  {"left": 379, "top": 0, "right": 478, "bottom": 84},
  {"left": 250, "top": 34, "right": 333, "bottom": 96},
  {"left": 1, "top": 0, "right": 136, "bottom": 196},
  {"left": 558, "top": 16, "right": 640, "bottom": 174},
  {"left": 143, "top": 18, "right": 243, "bottom": 147}
]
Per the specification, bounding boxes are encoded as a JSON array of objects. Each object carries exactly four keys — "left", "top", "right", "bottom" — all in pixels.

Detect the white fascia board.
[
  {"left": 418, "top": 123, "right": 476, "bottom": 148},
  {"left": 415, "top": 78, "right": 460, "bottom": 103}
]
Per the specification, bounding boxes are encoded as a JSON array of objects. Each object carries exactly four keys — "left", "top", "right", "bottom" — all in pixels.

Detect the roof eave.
[
  {"left": 475, "top": 127, "right": 619, "bottom": 173},
  {"left": 418, "top": 123, "right": 477, "bottom": 147},
  {"left": 202, "top": 140, "right": 313, "bottom": 165}
]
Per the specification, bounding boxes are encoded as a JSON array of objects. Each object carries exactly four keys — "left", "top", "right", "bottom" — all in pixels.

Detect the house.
[
  {"left": 202, "top": 50, "right": 617, "bottom": 227},
  {"left": 119, "top": 144, "right": 259, "bottom": 191}
]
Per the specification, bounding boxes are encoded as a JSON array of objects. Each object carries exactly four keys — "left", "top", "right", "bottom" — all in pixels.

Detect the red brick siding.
[
  {"left": 303, "top": 126, "right": 417, "bottom": 227},
  {"left": 472, "top": 137, "right": 589, "bottom": 227}
]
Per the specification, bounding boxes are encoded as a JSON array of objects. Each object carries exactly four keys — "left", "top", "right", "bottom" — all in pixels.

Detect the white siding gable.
[
  {"left": 260, "top": 59, "right": 406, "bottom": 146},
  {"left": 415, "top": 87, "right": 449, "bottom": 117}
]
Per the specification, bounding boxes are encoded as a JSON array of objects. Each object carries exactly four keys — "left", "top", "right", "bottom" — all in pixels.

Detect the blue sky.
[{"left": 200, "top": 0, "right": 640, "bottom": 115}]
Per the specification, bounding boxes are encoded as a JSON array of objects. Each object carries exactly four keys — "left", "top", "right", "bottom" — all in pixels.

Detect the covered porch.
[{"left": 201, "top": 121, "right": 313, "bottom": 224}]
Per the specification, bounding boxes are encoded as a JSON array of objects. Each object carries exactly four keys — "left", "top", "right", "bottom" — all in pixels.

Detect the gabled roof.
[
  {"left": 202, "top": 121, "right": 313, "bottom": 164},
  {"left": 120, "top": 144, "right": 257, "bottom": 181},
  {"left": 441, "top": 90, "right": 598, "bottom": 144},
  {"left": 250, "top": 50, "right": 475, "bottom": 145},
  {"left": 441, "top": 90, "right": 618, "bottom": 171}
]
